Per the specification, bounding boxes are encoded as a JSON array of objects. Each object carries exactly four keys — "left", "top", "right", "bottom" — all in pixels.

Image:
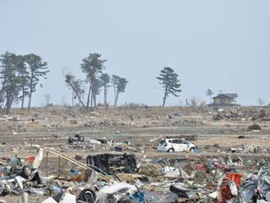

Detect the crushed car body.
[{"left": 86, "top": 153, "right": 139, "bottom": 174}]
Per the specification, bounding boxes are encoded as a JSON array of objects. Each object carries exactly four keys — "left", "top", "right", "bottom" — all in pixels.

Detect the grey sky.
[{"left": 0, "top": 0, "right": 269, "bottom": 106}]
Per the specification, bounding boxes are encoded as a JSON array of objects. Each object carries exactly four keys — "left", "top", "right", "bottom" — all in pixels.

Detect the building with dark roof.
[{"left": 208, "top": 93, "right": 240, "bottom": 112}]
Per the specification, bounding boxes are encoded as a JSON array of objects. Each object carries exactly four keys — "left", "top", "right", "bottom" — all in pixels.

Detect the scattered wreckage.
[
  {"left": 0, "top": 146, "right": 144, "bottom": 203},
  {"left": 67, "top": 134, "right": 134, "bottom": 152},
  {"left": 1, "top": 133, "right": 270, "bottom": 203},
  {"left": 68, "top": 134, "right": 111, "bottom": 146}
]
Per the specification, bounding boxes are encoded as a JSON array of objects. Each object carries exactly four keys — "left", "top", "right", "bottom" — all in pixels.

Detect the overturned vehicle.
[{"left": 86, "top": 153, "right": 139, "bottom": 174}]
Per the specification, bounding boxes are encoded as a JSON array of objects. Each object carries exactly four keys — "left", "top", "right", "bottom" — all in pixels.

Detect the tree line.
[
  {"left": 0, "top": 51, "right": 184, "bottom": 114},
  {"left": 64, "top": 53, "right": 128, "bottom": 110},
  {"left": 65, "top": 54, "right": 183, "bottom": 109},
  {"left": 0, "top": 52, "right": 49, "bottom": 114}
]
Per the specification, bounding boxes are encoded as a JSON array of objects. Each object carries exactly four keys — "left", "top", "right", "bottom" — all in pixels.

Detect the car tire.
[
  {"left": 79, "top": 188, "right": 96, "bottom": 203},
  {"left": 167, "top": 148, "right": 175, "bottom": 153},
  {"left": 189, "top": 147, "right": 195, "bottom": 153},
  {"left": 21, "top": 165, "right": 32, "bottom": 179}
]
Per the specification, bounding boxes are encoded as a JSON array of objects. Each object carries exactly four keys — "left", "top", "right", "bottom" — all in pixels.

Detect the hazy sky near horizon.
[{"left": 0, "top": 0, "right": 269, "bottom": 107}]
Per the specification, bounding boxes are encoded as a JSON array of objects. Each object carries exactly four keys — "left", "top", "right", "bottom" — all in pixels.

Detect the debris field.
[{"left": 0, "top": 106, "right": 270, "bottom": 203}]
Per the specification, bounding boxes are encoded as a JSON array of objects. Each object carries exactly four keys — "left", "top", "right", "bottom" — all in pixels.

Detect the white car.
[{"left": 157, "top": 138, "right": 197, "bottom": 153}]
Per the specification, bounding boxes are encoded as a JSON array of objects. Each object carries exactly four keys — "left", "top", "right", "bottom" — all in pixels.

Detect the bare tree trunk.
[
  {"left": 28, "top": 90, "right": 32, "bottom": 111},
  {"left": 21, "top": 85, "right": 25, "bottom": 110},
  {"left": 104, "top": 86, "right": 107, "bottom": 105},
  {"left": 21, "top": 91, "right": 24, "bottom": 109},
  {"left": 162, "top": 97, "right": 167, "bottom": 107},
  {"left": 7, "top": 95, "right": 13, "bottom": 115},
  {"left": 114, "top": 91, "right": 119, "bottom": 107},
  {"left": 91, "top": 91, "right": 95, "bottom": 110},
  {"left": 86, "top": 83, "right": 92, "bottom": 111},
  {"left": 3, "top": 96, "right": 7, "bottom": 114},
  {"left": 94, "top": 93, "right": 97, "bottom": 109},
  {"left": 6, "top": 91, "right": 10, "bottom": 114},
  {"left": 28, "top": 76, "right": 33, "bottom": 111},
  {"left": 21, "top": 73, "right": 25, "bottom": 110},
  {"left": 162, "top": 86, "right": 168, "bottom": 107},
  {"left": 71, "top": 91, "right": 74, "bottom": 107},
  {"left": 67, "top": 82, "right": 85, "bottom": 107},
  {"left": 90, "top": 88, "right": 93, "bottom": 110},
  {"left": 73, "top": 88, "right": 85, "bottom": 107},
  {"left": 77, "top": 95, "right": 85, "bottom": 107},
  {"left": 92, "top": 82, "right": 96, "bottom": 109}
]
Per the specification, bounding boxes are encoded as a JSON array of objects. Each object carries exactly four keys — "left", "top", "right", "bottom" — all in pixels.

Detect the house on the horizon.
[{"left": 208, "top": 93, "right": 240, "bottom": 112}]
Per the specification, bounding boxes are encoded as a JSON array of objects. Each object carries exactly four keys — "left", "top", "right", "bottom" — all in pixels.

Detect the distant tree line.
[
  {"left": 66, "top": 62, "right": 183, "bottom": 109},
  {"left": 65, "top": 53, "right": 128, "bottom": 110},
  {"left": 0, "top": 52, "right": 49, "bottom": 114},
  {"left": 0, "top": 51, "right": 186, "bottom": 114}
]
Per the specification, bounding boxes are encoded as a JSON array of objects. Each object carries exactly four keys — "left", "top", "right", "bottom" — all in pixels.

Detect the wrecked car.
[
  {"left": 86, "top": 153, "right": 139, "bottom": 174},
  {"left": 68, "top": 134, "right": 85, "bottom": 145},
  {"left": 68, "top": 134, "right": 106, "bottom": 146},
  {"left": 157, "top": 138, "right": 198, "bottom": 153}
]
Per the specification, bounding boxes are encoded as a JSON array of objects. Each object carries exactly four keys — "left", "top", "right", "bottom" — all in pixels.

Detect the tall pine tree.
[
  {"left": 24, "top": 54, "right": 49, "bottom": 110},
  {"left": 157, "top": 67, "right": 181, "bottom": 106}
]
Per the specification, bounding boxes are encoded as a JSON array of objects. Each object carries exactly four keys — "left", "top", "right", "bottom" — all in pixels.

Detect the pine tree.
[
  {"left": 80, "top": 53, "right": 106, "bottom": 110},
  {"left": 65, "top": 74, "right": 85, "bottom": 107},
  {"left": 24, "top": 54, "right": 49, "bottom": 110},
  {"left": 0, "top": 52, "right": 21, "bottom": 114},
  {"left": 100, "top": 73, "right": 110, "bottom": 106},
  {"left": 157, "top": 67, "right": 181, "bottom": 107},
  {"left": 112, "top": 75, "right": 128, "bottom": 107}
]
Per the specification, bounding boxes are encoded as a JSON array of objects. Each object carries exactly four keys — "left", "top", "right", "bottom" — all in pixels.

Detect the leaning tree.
[
  {"left": 112, "top": 75, "right": 128, "bottom": 107},
  {"left": 65, "top": 74, "right": 85, "bottom": 107},
  {"left": 156, "top": 67, "right": 181, "bottom": 107}
]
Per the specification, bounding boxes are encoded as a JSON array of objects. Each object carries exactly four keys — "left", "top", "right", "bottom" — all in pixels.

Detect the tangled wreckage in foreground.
[
  {"left": 0, "top": 146, "right": 143, "bottom": 203},
  {"left": 1, "top": 144, "right": 270, "bottom": 202}
]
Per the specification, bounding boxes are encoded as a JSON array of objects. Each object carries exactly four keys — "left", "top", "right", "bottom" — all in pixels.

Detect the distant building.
[{"left": 208, "top": 93, "right": 240, "bottom": 112}]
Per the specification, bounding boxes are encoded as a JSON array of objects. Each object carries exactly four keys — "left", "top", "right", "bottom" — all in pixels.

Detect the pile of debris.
[
  {"left": 217, "top": 164, "right": 270, "bottom": 202},
  {"left": 1, "top": 142, "right": 270, "bottom": 203},
  {"left": 67, "top": 134, "right": 141, "bottom": 153},
  {"left": 0, "top": 146, "right": 145, "bottom": 203}
]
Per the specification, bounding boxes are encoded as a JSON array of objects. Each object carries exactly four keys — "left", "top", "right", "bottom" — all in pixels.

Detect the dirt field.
[
  {"left": 0, "top": 106, "right": 270, "bottom": 202},
  {"left": 0, "top": 106, "right": 270, "bottom": 157}
]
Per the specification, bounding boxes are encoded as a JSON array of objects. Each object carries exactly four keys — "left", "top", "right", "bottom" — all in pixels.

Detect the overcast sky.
[{"left": 0, "top": 0, "right": 269, "bottom": 106}]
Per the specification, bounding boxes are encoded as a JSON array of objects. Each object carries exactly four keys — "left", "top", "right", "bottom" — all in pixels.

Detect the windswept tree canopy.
[
  {"left": 80, "top": 53, "right": 106, "bottom": 110},
  {"left": 65, "top": 73, "right": 85, "bottom": 107},
  {"left": 156, "top": 67, "right": 181, "bottom": 106},
  {"left": 24, "top": 53, "right": 49, "bottom": 110},
  {"left": 0, "top": 52, "right": 21, "bottom": 113},
  {"left": 81, "top": 53, "right": 106, "bottom": 82},
  {"left": 112, "top": 75, "right": 128, "bottom": 107}
]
